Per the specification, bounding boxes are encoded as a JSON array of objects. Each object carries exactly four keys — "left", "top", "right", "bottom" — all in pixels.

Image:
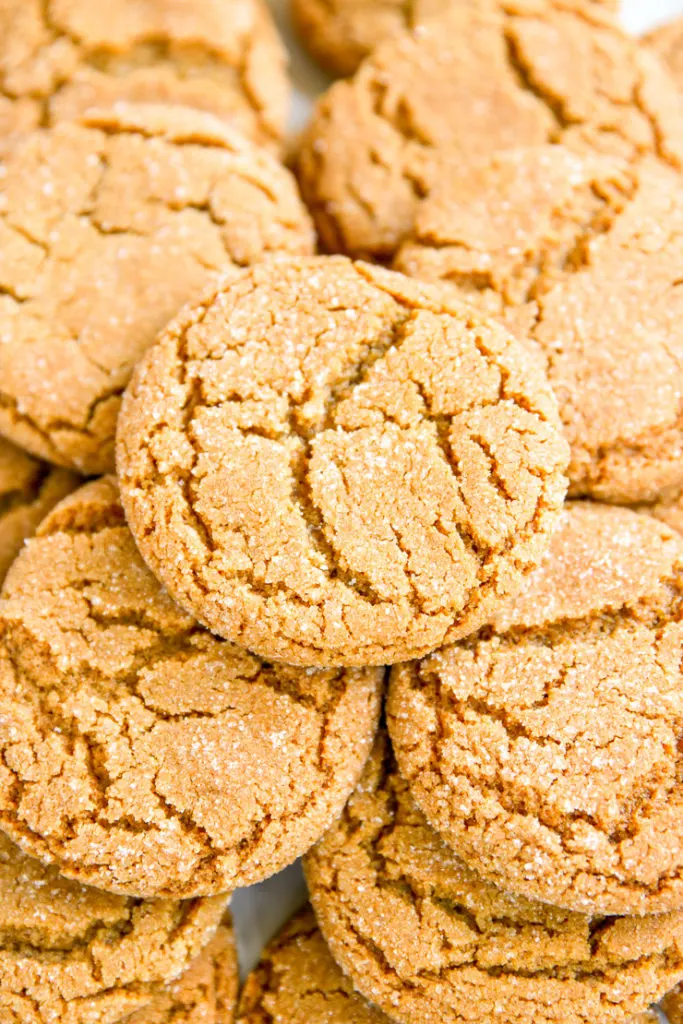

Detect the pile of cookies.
[{"left": 2, "top": 0, "right": 683, "bottom": 1021}]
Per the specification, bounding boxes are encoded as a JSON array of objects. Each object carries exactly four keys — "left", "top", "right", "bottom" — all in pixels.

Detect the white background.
[{"left": 229, "top": 0, "right": 683, "bottom": 986}]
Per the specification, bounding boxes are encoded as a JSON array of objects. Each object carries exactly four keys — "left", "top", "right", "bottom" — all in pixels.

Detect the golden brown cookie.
[
  {"left": 0, "top": 829, "right": 227, "bottom": 1024},
  {"left": 305, "top": 734, "right": 683, "bottom": 1024},
  {"left": 295, "top": 0, "right": 683, "bottom": 260},
  {"left": 388, "top": 501, "right": 683, "bottom": 916},
  {"left": 0, "top": 476, "right": 383, "bottom": 898},
  {"left": 0, "top": 103, "right": 314, "bottom": 476},
  {"left": 117, "top": 256, "right": 569, "bottom": 668},
  {"left": 128, "top": 912, "right": 238, "bottom": 1024},
  {"left": 237, "top": 906, "right": 390, "bottom": 1024},
  {"left": 0, "top": 436, "right": 78, "bottom": 586},
  {"left": 663, "top": 986, "right": 683, "bottom": 1023},
  {"left": 395, "top": 146, "right": 683, "bottom": 504},
  {"left": 0, "top": 0, "right": 289, "bottom": 152},
  {"left": 646, "top": 19, "right": 683, "bottom": 94},
  {"left": 292, "top": 0, "right": 619, "bottom": 78}
]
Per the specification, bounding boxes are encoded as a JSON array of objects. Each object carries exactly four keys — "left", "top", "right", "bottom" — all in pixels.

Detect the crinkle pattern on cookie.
[
  {"left": 0, "top": 436, "right": 78, "bottom": 586},
  {"left": 292, "top": 0, "right": 619, "bottom": 78},
  {"left": 0, "top": 104, "right": 313, "bottom": 475},
  {"left": 117, "top": 257, "right": 568, "bottom": 667},
  {"left": 0, "top": 477, "right": 383, "bottom": 898},
  {"left": 0, "top": 830, "right": 226, "bottom": 1024},
  {"left": 128, "top": 912, "right": 238, "bottom": 1024},
  {"left": 237, "top": 906, "right": 390, "bottom": 1023},
  {"left": 0, "top": 0, "right": 289, "bottom": 151},
  {"left": 396, "top": 147, "right": 683, "bottom": 504},
  {"left": 295, "top": 0, "right": 683, "bottom": 259},
  {"left": 305, "top": 736, "right": 683, "bottom": 1024},
  {"left": 388, "top": 503, "right": 683, "bottom": 915}
]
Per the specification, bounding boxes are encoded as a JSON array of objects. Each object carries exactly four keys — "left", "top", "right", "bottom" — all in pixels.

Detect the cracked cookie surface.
[
  {"left": 128, "top": 911, "right": 238, "bottom": 1024},
  {"left": 395, "top": 146, "right": 683, "bottom": 504},
  {"left": 236, "top": 905, "right": 390, "bottom": 1023},
  {"left": 0, "top": 103, "right": 314, "bottom": 475},
  {"left": 0, "top": 436, "right": 78, "bottom": 586},
  {"left": 295, "top": 0, "right": 683, "bottom": 260},
  {"left": 0, "top": 0, "right": 289, "bottom": 152},
  {"left": 388, "top": 502, "right": 683, "bottom": 916},
  {"left": 0, "top": 829, "right": 227, "bottom": 1024},
  {"left": 305, "top": 733, "right": 683, "bottom": 1024},
  {"left": 0, "top": 476, "right": 383, "bottom": 898},
  {"left": 117, "top": 256, "right": 568, "bottom": 668},
  {"left": 292, "top": 0, "right": 619, "bottom": 78}
]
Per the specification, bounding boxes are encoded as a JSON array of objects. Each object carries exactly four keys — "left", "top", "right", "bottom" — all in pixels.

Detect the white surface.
[{"left": 230, "top": 0, "right": 683, "bottom": 981}]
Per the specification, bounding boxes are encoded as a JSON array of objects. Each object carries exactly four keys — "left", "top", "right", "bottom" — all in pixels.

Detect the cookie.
[
  {"left": 388, "top": 501, "right": 683, "bottom": 916},
  {"left": 0, "top": 104, "right": 314, "bottom": 476},
  {"left": 395, "top": 145, "right": 683, "bottom": 504},
  {"left": 663, "top": 987, "right": 683, "bottom": 1023},
  {"left": 646, "top": 19, "right": 683, "bottom": 95},
  {"left": 117, "top": 256, "right": 569, "bottom": 668},
  {"left": 295, "top": 0, "right": 683, "bottom": 260},
  {"left": 292, "top": 0, "right": 619, "bottom": 78},
  {"left": 0, "top": 828, "right": 227, "bottom": 1024},
  {"left": 642, "top": 492, "right": 683, "bottom": 538},
  {"left": 305, "top": 733, "right": 683, "bottom": 1024},
  {"left": 128, "top": 912, "right": 238, "bottom": 1024},
  {"left": 0, "top": 476, "right": 383, "bottom": 898},
  {"left": 0, "top": 436, "right": 78, "bottom": 586},
  {"left": 236, "top": 906, "right": 390, "bottom": 1023},
  {"left": 0, "top": 0, "right": 289, "bottom": 153}
]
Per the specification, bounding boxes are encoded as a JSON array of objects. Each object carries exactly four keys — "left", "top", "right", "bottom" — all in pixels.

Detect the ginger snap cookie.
[
  {"left": 0, "top": 476, "right": 383, "bottom": 898},
  {"left": 127, "top": 911, "right": 238, "bottom": 1024},
  {"left": 237, "top": 905, "right": 390, "bottom": 1024},
  {"left": 0, "top": 436, "right": 78, "bottom": 586},
  {"left": 0, "top": 829, "right": 227, "bottom": 1024},
  {"left": 0, "top": 104, "right": 314, "bottom": 476},
  {"left": 0, "top": 0, "right": 289, "bottom": 153},
  {"left": 388, "top": 501, "right": 683, "bottom": 916},
  {"left": 117, "top": 256, "right": 569, "bottom": 668},
  {"left": 646, "top": 19, "right": 683, "bottom": 95},
  {"left": 292, "top": 0, "right": 619, "bottom": 78},
  {"left": 304, "top": 734, "right": 683, "bottom": 1024},
  {"left": 295, "top": 0, "right": 683, "bottom": 260},
  {"left": 395, "top": 145, "right": 683, "bottom": 504}
]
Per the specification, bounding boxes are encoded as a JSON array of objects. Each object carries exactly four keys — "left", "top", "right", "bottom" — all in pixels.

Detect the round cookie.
[
  {"left": 128, "top": 911, "right": 238, "bottom": 1024},
  {"left": 0, "top": 0, "right": 289, "bottom": 153},
  {"left": 0, "top": 436, "right": 78, "bottom": 586},
  {"left": 305, "top": 734, "right": 683, "bottom": 1024},
  {"left": 0, "top": 476, "right": 383, "bottom": 898},
  {"left": 295, "top": 0, "right": 683, "bottom": 260},
  {"left": 237, "top": 906, "right": 390, "bottom": 1024},
  {"left": 0, "top": 829, "right": 227, "bottom": 1024},
  {"left": 117, "top": 256, "right": 569, "bottom": 667},
  {"left": 395, "top": 146, "right": 683, "bottom": 504},
  {"left": 0, "top": 104, "right": 314, "bottom": 476},
  {"left": 646, "top": 19, "right": 683, "bottom": 95},
  {"left": 292, "top": 0, "right": 620, "bottom": 79},
  {"left": 388, "top": 502, "right": 683, "bottom": 916}
]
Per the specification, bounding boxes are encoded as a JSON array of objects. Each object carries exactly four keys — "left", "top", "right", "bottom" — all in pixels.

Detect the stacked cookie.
[{"left": 1, "top": 0, "right": 683, "bottom": 1022}]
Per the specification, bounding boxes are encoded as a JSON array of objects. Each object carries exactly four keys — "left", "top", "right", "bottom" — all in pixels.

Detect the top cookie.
[
  {"left": 237, "top": 906, "right": 390, "bottom": 1024},
  {"left": 292, "top": 0, "right": 619, "bottom": 78},
  {"left": 295, "top": 0, "right": 683, "bottom": 260},
  {"left": 646, "top": 18, "right": 683, "bottom": 94},
  {"left": 0, "top": 476, "right": 383, "bottom": 898},
  {"left": 0, "top": 436, "right": 78, "bottom": 586},
  {"left": 0, "top": 0, "right": 289, "bottom": 152},
  {"left": 0, "top": 829, "right": 226, "bottom": 1024},
  {"left": 388, "top": 502, "right": 683, "bottom": 916},
  {"left": 305, "top": 734, "right": 683, "bottom": 1024},
  {"left": 396, "top": 146, "right": 683, "bottom": 504},
  {"left": 0, "top": 103, "right": 314, "bottom": 475},
  {"left": 117, "top": 256, "right": 568, "bottom": 668},
  {"left": 128, "top": 911, "right": 238, "bottom": 1024}
]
